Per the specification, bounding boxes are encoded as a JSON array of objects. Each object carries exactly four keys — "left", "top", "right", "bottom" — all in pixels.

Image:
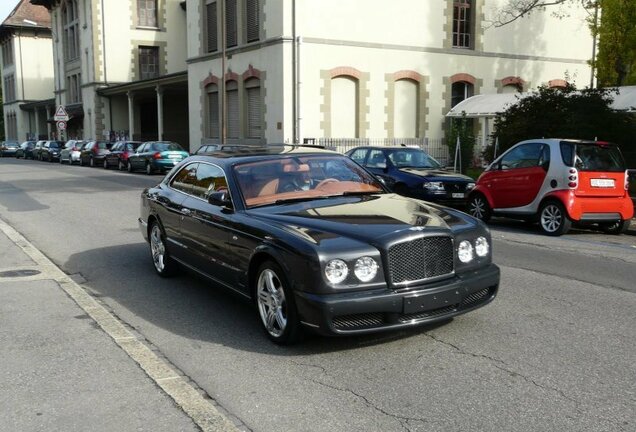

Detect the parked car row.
[{"left": 9, "top": 139, "right": 189, "bottom": 175}]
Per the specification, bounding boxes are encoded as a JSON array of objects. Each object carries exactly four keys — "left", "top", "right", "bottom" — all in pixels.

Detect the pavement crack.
[
  {"left": 424, "top": 332, "right": 583, "bottom": 411},
  {"left": 307, "top": 378, "right": 429, "bottom": 432}
]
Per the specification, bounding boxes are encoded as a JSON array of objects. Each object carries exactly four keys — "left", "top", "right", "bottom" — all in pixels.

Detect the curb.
[{"left": 0, "top": 217, "right": 242, "bottom": 432}]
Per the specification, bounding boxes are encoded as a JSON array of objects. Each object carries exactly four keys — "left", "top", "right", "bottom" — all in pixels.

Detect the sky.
[{"left": 0, "top": 0, "right": 21, "bottom": 25}]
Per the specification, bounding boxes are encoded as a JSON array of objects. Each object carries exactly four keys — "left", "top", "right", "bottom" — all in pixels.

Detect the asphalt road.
[{"left": 1, "top": 157, "right": 635, "bottom": 432}]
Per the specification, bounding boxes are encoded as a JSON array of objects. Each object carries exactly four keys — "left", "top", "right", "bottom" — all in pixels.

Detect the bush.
[
  {"left": 446, "top": 115, "right": 476, "bottom": 174},
  {"left": 486, "top": 84, "right": 636, "bottom": 168}
]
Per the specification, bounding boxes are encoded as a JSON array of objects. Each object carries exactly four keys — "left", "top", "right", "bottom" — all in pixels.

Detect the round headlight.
[
  {"left": 466, "top": 182, "right": 476, "bottom": 189},
  {"left": 354, "top": 257, "right": 378, "bottom": 282},
  {"left": 325, "top": 259, "right": 349, "bottom": 284},
  {"left": 458, "top": 240, "right": 474, "bottom": 263},
  {"left": 475, "top": 236, "right": 489, "bottom": 257}
]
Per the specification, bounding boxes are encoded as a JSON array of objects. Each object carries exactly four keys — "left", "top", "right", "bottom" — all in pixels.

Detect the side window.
[
  {"left": 137, "top": 144, "right": 147, "bottom": 153},
  {"left": 192, "top": 163, "right": 228, "bottom": 200},
  {"left": 349, "top": 148, "right": 368, "bottom": 164},
  {"left": 367, "top": 149, "right": 387, "bottom": 169},
  {"left": 170, "top": 163, "right": 198, "bottom": 195},
  {"left": 500, "top": 144, "right": 542, "bottom": 170},
  {"left": 538, "top": 144, "right": 550, "bottom": 169}
]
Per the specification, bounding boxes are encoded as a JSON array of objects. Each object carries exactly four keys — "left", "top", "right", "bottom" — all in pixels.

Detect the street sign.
[
  {"left": 54, "top": 105, "right": 69, "bottom": 122},
  {"left": 57, "top": 121, "right": 67, "bottom": 131}
]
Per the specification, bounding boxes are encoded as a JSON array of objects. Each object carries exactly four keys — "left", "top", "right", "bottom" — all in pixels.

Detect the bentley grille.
[{"left": 387, "top": 236, "right": 454, "bottom": 285}]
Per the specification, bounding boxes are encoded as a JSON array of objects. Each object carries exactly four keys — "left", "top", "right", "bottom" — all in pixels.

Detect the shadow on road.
[{"left": 64, "top": 242, "right": 451, "bottom": 356}]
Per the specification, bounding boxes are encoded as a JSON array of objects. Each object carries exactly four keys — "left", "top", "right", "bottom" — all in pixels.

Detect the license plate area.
[
  {"left": 403, "top": 289, "right": 461, "bottom": 314},
  {"left": 451, "top": 193, "right": 465, "bottom": 199},
  {"left": 590, "top": 178, "right": 615, "bottom": 188}
]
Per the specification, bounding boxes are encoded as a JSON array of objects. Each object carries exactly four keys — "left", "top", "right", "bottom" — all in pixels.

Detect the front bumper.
[{"left": 295, "top": 263, "right": 499, "bottom": 335}]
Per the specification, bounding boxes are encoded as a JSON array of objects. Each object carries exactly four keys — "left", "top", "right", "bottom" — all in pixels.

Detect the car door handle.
[{"left": 180, "top": 208, "right": 192, "bottom": 216}]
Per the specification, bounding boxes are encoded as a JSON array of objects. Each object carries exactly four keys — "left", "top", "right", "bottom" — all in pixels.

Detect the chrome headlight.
[
  {"left": 423, "top": 181, "right": 445, "bottom": 191},
  {"left": 475, "top": 236, "right": 489, "bottom": 257},
  {"left": 354, "top": 257, "right": 378, "bottom": 282},
  {"left": 466, "top": 182, "right": 476, "bottom": 190},
  {"left": 325, "top": 259, "right": 349, "bottom": 284},
  {"left": 458, "top": 240, "right": 474, "bottom": 263}
]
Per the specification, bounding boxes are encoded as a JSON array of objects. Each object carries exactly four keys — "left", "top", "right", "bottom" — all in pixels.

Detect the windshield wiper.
[{"left": 274, "top": 196, "right": 332, "bottom": 205}]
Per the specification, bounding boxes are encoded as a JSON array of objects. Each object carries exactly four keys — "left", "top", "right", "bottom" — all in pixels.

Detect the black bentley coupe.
[{"left": 139, "top": 145, "right": 500, "bottom": 344}]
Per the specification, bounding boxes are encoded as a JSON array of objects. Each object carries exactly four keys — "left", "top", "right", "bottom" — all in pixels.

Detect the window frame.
[
  {"left": 137, "top": 0, "right": 159, "bottom": 28},
  {"left": 452, "top": 0, "right": 473, "bottom": 49},
  {"left": 138, "top": 46, "right": 160, "bottom": 80}
]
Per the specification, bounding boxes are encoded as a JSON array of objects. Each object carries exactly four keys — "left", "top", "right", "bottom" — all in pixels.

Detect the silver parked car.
[{"left": 60, "top": 140, "right": 87, "bottom": 165}]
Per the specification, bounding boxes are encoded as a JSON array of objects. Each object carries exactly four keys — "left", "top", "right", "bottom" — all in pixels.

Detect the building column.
[
  {"left": 46, "top": 106, "right": 53, "bottom": 139},
  {"left": 156, "top": 85, "right": 164, "bottom": 141},
  {"left": 127, "top": 91, "right": 135, "bottom": 140},
  {"left": 34, "top": 109, "right": 40, "bottom": 140}
]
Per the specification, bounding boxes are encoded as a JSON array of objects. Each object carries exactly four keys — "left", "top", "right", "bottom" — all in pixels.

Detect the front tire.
[
  {"left": 89, "top": 156, "right": 95, "bottom": 167},
  {"left": 539, "top": 201, "right": 572, "bottom": 236},
  {"left": 149, "top": 221, "right": 179, "bottom": 277},
  {"left": 127, "top": 161, "right": 133, "bottom": 173},
  {"left": 467, "top": 193, "right": 492, "bottom": 223},
  {"left": 103, "top": 159, "right": 109, "bottom": 169},
  {"left": 255, "top": 261, "right": 302, "bottom": 345},
  {"left": 118, "top": 160, "right": 124, "bottom": 171},
  {"left": 145, "top": 162, "right": 153, "bottom": 175}
]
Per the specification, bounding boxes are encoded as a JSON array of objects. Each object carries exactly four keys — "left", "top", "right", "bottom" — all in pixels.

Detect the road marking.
[{"left": 0, "top": 217, "right": 241, "bottom": 432}]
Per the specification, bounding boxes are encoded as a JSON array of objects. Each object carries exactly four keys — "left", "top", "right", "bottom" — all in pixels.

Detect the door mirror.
[{"left": 207, "top": 191, "right": 233, "bottom": 208}]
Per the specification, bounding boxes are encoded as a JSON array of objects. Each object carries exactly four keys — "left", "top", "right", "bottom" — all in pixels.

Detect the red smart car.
[{"left": 467, "top": 139, "right": 633, "bottom": 236}]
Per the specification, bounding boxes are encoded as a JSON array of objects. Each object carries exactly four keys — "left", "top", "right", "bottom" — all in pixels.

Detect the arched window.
[
  {"left": 394, "top": 79, "right": 419, "bottom": 138},
  {"left": 206, "top": 84, "right": 219, "bottom": 138},
  {"left": 245, "top": 78, "right": 261, "bottom": 138},
  {"left": 226, "top": 80, "right": 239, "bottom": 138},
  {"left": 331, "top": 76, "right": 358, "bottom": 138},
  {"left": 451, "top": 81, "right": 473, "bottom": 108},
  {"left": 502, "top": 84, "right": 522, "bottom": 94}
]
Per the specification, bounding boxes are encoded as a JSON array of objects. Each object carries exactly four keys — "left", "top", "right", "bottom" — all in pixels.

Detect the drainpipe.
[
  {"left": 296, "top": 36, "right": 302, "bottom": 144},
  {"left": 101, "top": 0, "right": 107, "bottom": 84},
  {"left": 18, "top": 28, "right": 25, "bottom": 101},
  {"left": 292, "top": 0, "right": 297, "bottom": 143},
  {"left": 221, "top": 0, "right": 227, "bottom": 144}
]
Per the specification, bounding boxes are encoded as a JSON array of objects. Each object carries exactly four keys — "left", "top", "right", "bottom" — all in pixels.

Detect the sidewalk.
[{"left": 0, "top": 220, "right": 239, "bottom": 432}]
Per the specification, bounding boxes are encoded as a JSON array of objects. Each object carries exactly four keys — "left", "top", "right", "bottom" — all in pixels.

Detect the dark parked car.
[
  {"left": 60, "top": 140, "right": 87, "bottom": 165},
  {"left": 41, "top": 140, "right": 65, "bottom": 162},
  {"left": 79, "top": 140, "right": 112, "bottom": 167},
  {"left": 15, "top": 141, "right": 36, "bottom": 159},
  {"left": 128, "top": 141, "right": 189, "bottom": 174},
  {"left": 193, "top": 144, "right": 254, "bottom": 154},
  {"left": 103, "top": 140, "right": 142, "bottom": 170},
  {"left": 32, "top": 140, "right": 47, "bottom": 160},
  {"left": 1, "top": 140, "right": 20, "bottom": 157},
  {"left": 139, "top": 146, "right": 499, "bottom": 344},
  {"left": 346, "top": 146, "right": 476, "bottom": 207}
]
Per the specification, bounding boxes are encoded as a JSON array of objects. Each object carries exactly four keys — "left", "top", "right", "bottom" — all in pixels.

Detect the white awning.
[
  {"left": 447, "top": 86, "right": 636, "bottom": 119},
  {"left": 610, "top": 86, "right": 636, "bottom": 112},
  {"left": 446, "top": 93, "right": 529, "bottom": 118}
]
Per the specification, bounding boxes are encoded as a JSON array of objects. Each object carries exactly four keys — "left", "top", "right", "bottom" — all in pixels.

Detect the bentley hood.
[{"left": 248, "top": 193, "right": 478, "bottom": 245}]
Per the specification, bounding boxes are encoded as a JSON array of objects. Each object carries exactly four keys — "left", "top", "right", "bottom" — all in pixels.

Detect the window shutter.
[
  {"left": 206, "top": 2, "right": 217, "bottom": 52},
  {"left": 225, "top": 0, "right": 237, "bottom": 48},
  {"left": 208, "top": 89, "right": 219, "bottom": 138},
  {"left": 246, "top": 0, "right": 259, "bottom": 43},
  {"left": 226, "top": 82, "right": 239, "bottom": 138},
  {"left": 246, "top": 81, "right": 261, "bottom": 138}
]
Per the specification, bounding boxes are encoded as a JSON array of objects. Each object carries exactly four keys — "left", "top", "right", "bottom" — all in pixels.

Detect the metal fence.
[{"left": 307, "top": 137, "right": 451, "bottom": 166}]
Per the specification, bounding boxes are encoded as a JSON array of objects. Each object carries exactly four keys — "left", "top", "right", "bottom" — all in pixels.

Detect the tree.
[
  {"left": 490, "top": 0, "right": 590, "bottom": 27},
  {"left": 446, "top": 115, "right": 476, "bottom": 174},
  {"left": 486, "top": 83, "right": 636, "bottom": 166},
  {"left": 593, "top": 0, "right": 636, "bottom": 86}
]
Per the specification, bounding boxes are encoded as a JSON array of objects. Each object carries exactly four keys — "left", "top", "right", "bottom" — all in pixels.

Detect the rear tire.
[
  {"left": 103, "top": 159, "right": 109, "bottom": 169},
  {"left": 127, "top": 161, "right": 133, "bottom": 173},
  {"left": 539, "top": 201, "right": 572, "bottom": 236},
  {"left": 146, "top": 162, "right": 153, "bottom": 175},
  {"left": 467, "top": 193, "right": 492, "bottom": 223},
  {"left": 79, "top": 157, "right": 84, "bottom": 166},
  {"left": 600, "top": 220, "right": 628, "bottom": 235},
  {"left": 149, "top": 221, "right": 179, "bottom": 277},
  {"left": 89, "top": 156, "right": 95, "bottom": 167},
  {"left": 118, "top": 160, "right": 124, "bottom": 171}
]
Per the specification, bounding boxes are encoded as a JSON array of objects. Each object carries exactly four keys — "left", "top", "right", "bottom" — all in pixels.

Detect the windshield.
[
  {"left": 387, "top": 149, "right": 442, "bottom": 169},
  {"left": 234, "top": 155, "right": 384, "bottom": 208},
  {"left": 560, "top": 142, "right": 625, "bottom": 172},
  {"left": 153, "top": 142, "right": 183, "bottom": 152}
]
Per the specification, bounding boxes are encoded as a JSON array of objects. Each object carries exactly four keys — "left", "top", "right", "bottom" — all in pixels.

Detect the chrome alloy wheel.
[
  {"left": 540, "top": 203, "right": 563, "bottom": 233},
  {"left": 150, "top": 224, "right": 166, "bottom": 273},
  {"left": 469, "top": 196, "right": 486, "bottom": 219},
  {"left": 257, "top": 269, "right": 287, "bottom": 338}
]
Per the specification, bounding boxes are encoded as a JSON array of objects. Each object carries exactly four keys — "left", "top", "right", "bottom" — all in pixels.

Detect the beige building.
[
  {"left": 187, "top": 0, "right": 593, "bottom": 156},
  {"left": 30, "top": 0, "right": 189, "bottom": 146},
  {"left": 1, "top": 0, "right": 54, "bottom": 141}
]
